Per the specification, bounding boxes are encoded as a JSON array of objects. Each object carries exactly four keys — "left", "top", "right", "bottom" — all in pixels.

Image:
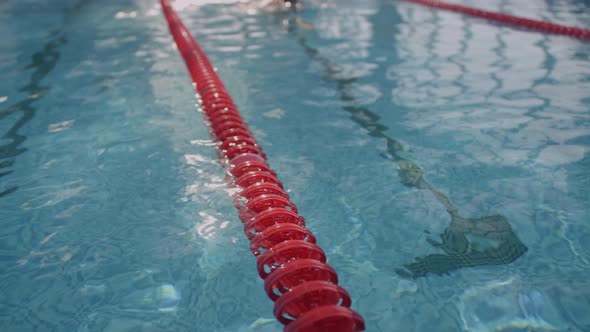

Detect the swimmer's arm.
[{"left": 295, "top": 17, "right": 314, "bottom": 30}]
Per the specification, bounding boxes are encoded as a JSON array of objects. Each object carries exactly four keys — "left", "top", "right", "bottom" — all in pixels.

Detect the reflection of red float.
[
  {"left": 285, "top": 305, "right": 366, "bottom": 332},
  {"left": 403, "top": 0, "right": 590, "bottom": 41},
  {"left": 160, "top": 0, "right": 365, "bottom": 330}
]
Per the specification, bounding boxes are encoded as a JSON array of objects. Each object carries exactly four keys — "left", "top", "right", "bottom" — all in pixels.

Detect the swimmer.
[
  {"left": 283, "top": 0, "right": 301, "bottom": 9},
  {"left": 257, "top": 0, "right": 303, "bottom": 12},
  {"left": 256, "top": 0, "right": 314, "bottom": 30}
]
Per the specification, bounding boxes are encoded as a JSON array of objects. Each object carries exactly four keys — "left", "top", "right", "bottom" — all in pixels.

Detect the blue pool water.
[{"left": 1, "top": 0, "right": 589, "bottom": 331}]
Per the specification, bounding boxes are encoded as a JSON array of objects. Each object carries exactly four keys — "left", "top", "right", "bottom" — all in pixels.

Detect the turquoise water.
[{"left": 1, "top": 0, "right": 589, "bottom": 331}]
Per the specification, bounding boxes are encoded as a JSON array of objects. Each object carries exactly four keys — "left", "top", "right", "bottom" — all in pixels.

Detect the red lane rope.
[
  {"left": 159, "top": 1, "right": 365, "bottom": 331},
  {"left": 402, "top": 0, "right": 590, "bottom": 41}
]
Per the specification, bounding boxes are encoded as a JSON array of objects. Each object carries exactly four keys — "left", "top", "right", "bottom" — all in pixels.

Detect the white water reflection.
[
  {"left": 114, "top": 11, "right": 138, "bottom": 19},
  {"left": 48, "top": 119, "right": 74, "bottom": 133},
  {"left": 21, "top": 180, "right": 87, "bottom": 210},
  {"left": 393, "top": 2, "right": 590, "bottom": 171},
  {"left": 537, "top": 145, "right": 589, "bottom": 166},
  {"left": 457, "top": 277, "right": 565, "bottom": 331}
]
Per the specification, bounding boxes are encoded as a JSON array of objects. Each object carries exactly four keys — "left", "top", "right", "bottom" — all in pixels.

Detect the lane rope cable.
[
  {"left": 159, "top": 1, "right": 365, "bottom": 331},
  {"left": 401, "top": 0, "right": 590, "bottom": 41}
]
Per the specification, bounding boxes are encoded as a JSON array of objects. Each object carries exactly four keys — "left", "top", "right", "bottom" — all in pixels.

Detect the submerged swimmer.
[
  {"left": 258, "top": 0, "right": 302, "bottom": 11},
  {"left": 293, "top": 37, "right": 527, "bottom": 279},
  {"left": 255, "top": 0, "right": 313, "bottom": 29},
  {"left": 284, "top": 0, "right": 301, "bottom": 8}
]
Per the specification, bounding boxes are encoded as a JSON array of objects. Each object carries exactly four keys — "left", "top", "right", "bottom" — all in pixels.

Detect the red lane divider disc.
[
  {"left": 201, "top": 100, "right": 236, "bottom": 113},
  {"left": 263, "top": 259, "right": 338, "bottom": 301},
  {"left": 243, "top": 193, "right": 295, "bottom": 212},
  {"left": 212, "top": 120, "right": 249, "bottom": 135},
  {"left": 273, "top": 280, "right": 352, "bottom": 325},
  {"left": 244, "top": 207, "right": 305, "bottom": 240},
  {"left": 217, "top": 128, "right": 252, "bottom": 141},
  {"left": 210, "top": 114, "right": 245, "bottom": 129},
  {"left": 214, "top": 126, "right": 252, "bottom": 141},
  {"left": 198, "top": 75, "right": 226, "bottom": 81},
  {"left": 230, "top": 161, "right": 276, "bottom": 179},
  {"left": 196, "top": 83, "right": 224, "bottom": 94},
  {"left": 200, "top": 91, "right": 231, "bottom": 100},
  {"left": 196, "top": 79, "right": 225, "bottom": 89},
  {"left": 200, "top": 91, "right": 231, "bottom": 102},
  {"left": 250, "top": 224, "right": 316, "bottom": 256},
  {"left": 204, "top": 102, "right": 236, "bottom": 113},
  {"left": 218, "top": 135, "right": 257, "bottom": 152},
  {"left": 204, "top": 104, "right": 240, "bottom": 119},
  {"left": 234, "top": 182, "right": 288, "bottom": 209},
  {"left": 230, "top": 152, "right": 265, "bottom": 166},
  {"left": 225, "top": 144, "right": 266, "bottom": 160},
  {"left": 197, "top": 82, "right": 224, "bottom": 91},
  {"left": 214, "top": 126, "right": 250, "bottom": 140},
  {"left": 239, "top": 193, "right": 295, "bottom": 222},
  {"left": 195, "top": 71, "right": 221, "bottom": 79},
  {"left": 256, "top": 240, "right": 326, "bottom": 279},
  {"left": 235, "top": 172, "right": 283, "bottom": 190},
  {"left": 285, "top": 305, "right": 366, "bottom": 332},
  {"left": 238, "top": 182, "right": 286, "bottom": 201},
  {"left": 218, "top": 142, "right": 263, "bottom": 162},
  {"left": 195, "top": 73, "right": 222, "bottom": 82},
  {"left": 200, "top": 90, "right": 232, "bottom": 102},
  {"left": 207, "top": 106, "right": 242, "bottom": 120},
  {"left": 245, "top": 207, "right": 303, "bottom": 227}
]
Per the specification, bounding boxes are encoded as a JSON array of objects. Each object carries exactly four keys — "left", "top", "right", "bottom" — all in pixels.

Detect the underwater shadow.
[
  {"left": 0, "top": 1, "right": 88, "bottom": 198},
  {"left": 292, "top": 29, "right": 527, "bottom": 278}
]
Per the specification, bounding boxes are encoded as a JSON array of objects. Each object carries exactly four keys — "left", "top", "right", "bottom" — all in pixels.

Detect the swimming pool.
[{"left": 1, "top": 0, "right": 589, "bottom": 331}]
